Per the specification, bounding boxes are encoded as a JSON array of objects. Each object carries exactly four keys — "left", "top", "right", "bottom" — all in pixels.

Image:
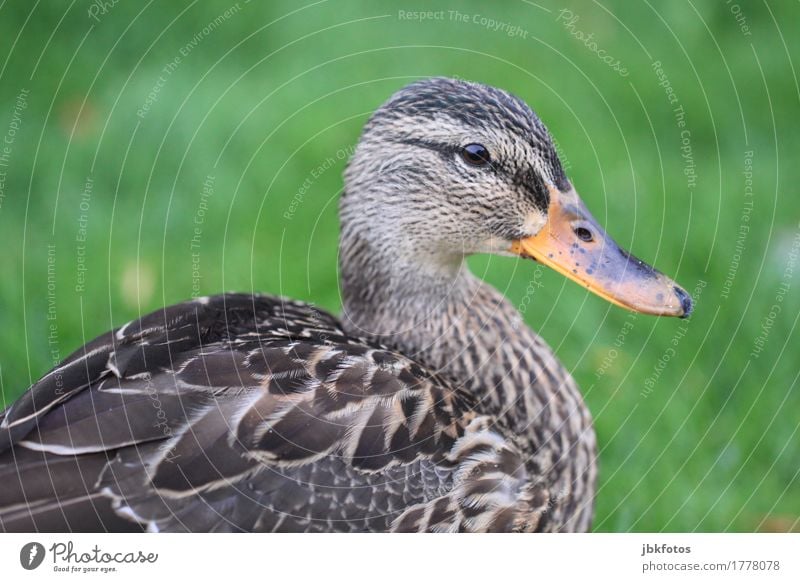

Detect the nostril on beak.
[
  {"left": 574, "top": 226, "right": 593, "bottom": 242},
  {"left": 673, "top": 286, "right": 693, "bottom": 318}
]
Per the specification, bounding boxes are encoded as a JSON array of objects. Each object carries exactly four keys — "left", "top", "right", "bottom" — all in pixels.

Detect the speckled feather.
[{"left": 0, "top": 294, "right": 552, "bottom": 532}]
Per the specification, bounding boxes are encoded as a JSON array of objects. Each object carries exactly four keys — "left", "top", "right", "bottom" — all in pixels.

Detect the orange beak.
[{"left": 510, "top": 186, "right": 692, "bottom": 318}]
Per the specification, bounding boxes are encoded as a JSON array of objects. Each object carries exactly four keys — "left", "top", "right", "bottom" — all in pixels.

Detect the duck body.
[
  {"left": 0, "top": 289, "right": 594, "bottom": 532},
  {"left": 0, "top": 77, "right": 689, "bottom": 532}
]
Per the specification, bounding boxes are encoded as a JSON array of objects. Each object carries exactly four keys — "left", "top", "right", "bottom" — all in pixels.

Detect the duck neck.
[{"left": 338, "top": 219, "right": 595, "bottom": 456}]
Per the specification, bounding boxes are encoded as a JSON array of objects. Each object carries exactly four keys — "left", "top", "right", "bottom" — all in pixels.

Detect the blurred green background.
[{"left": 0, "top": 0, "right": 797, "bottom": 532}]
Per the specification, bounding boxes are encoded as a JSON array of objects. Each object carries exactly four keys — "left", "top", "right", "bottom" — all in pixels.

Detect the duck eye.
[{"left": 460, "top": 143, "right": 491, "bottom": 166}]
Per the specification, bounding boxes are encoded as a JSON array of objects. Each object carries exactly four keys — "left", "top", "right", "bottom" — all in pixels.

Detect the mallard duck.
[{"left": 0, "top": 77, "right": 691, "bottom": 533}]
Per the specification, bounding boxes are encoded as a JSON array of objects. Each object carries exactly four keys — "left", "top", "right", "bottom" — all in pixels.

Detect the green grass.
[{"left": 0, "top": 0, "right": 797, "bottom": 532}]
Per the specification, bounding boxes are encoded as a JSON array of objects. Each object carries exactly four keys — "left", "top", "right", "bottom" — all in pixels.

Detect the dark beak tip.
[{"left": 673, "top": 285, "right": 693, "bottom": 319}]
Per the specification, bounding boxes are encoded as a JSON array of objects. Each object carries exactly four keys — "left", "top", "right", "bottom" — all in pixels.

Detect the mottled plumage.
[
  {"left": 1, "top": 77, "right": 689, "bottom": 532},
  {"left": 0, "top": 293, "right": 579, "bottom": 532}
]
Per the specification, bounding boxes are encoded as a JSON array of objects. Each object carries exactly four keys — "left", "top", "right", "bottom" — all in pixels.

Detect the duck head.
[{"left": 342, "top": 77, "right": 692, "bottom": 318}]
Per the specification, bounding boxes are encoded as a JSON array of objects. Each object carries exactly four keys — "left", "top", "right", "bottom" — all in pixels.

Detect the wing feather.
[{"left": 1, "top": 293, "right": 504, "bottom": 532}]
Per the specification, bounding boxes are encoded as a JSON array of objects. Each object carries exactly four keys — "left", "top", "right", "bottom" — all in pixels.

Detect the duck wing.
[{"left": 0, "top": 293, "right": 536, "bottom": 532}]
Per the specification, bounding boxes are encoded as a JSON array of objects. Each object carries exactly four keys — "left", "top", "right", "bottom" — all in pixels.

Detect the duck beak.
[{"left": 510, "top": 185, "right": 692, "bottom": 318}]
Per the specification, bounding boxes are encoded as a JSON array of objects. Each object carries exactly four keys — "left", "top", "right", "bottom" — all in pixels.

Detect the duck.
[{"left": 0, "top": 77, "right": 692, "bottom": 533}]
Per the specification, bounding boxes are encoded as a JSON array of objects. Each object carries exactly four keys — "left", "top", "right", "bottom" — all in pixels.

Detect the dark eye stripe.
[
  {"left": 460, "top": 143, "right": 491, "bottom": 166},
  {"left": 394, "top": 137, "right": 501, "bottom": 174},
  {"left": 394, "top": 136, "right": 549, "bottom": 210}
]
